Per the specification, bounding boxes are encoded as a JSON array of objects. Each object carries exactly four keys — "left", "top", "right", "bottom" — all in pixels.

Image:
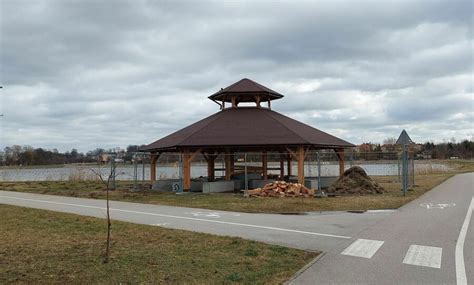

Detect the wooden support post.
[
  {"left": 297, "top": 146, "right": 305, "bottom": 184},
  {"left": 279, "top": 154, "right": 284, "bottom": 179},
  {"left": 207, "top": 154, "right": 216, "bottom": 182},
  {"left": 255, "top": 96, "right": 261, "bottom": 108},
  {"left": 183, "top": 150, "right": 191, "bottom": 191},
  {"left": 150, "top": 153, "right": 159, "bottom": 183},
  {"left": 262, "top": 151, "right": 268, "bottom": 179},
  {"left": 287, "top": 154, "right": 292, "bottom": 176},
  {"left": 335, "top": 148, "right": 345, "bottom": 177},
  {"left": 182, "top": 149, "right": 201, "bottom": 191},
  {"left": 225, "top": 151, "right": 232, "bottom": 181}
]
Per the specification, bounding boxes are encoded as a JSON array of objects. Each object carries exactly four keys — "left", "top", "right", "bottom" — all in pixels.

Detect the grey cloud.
[{"left": 0, "top": 0, "right": 472, "bottom": 152}]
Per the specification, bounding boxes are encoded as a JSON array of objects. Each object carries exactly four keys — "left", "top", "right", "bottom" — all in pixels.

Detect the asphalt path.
[
  {"left": 0, "top": 190, "right": 391, "bottom": 252},
  {"left": 0, "top": 172, "right": 472, "bottom": 284},
  {"left": 292, "top": 172, "right": 473, "bottom": 285}
]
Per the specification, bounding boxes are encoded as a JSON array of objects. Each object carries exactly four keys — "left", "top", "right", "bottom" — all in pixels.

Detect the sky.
[{"left": 0, "top": 0, "right": 472, "bottom": 152}]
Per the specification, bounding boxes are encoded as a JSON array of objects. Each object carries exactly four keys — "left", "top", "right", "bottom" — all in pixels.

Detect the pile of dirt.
[{"left": 326, "top": 166, "right": 384, "bottom": 195}]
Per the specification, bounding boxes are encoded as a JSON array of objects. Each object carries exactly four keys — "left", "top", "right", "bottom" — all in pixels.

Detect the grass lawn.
[
  {"left": 1, "top": 160, "right": 472, "bottom": 213},
  {"left": 0, "top": 204, "right": 317, "bottom": 284}
]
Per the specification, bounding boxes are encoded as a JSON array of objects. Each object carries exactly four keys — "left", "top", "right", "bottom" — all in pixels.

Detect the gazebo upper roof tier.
[
  {"left": 142, "top": 107, "right": 354, "bottom": 152},
  {"left": 208, "top": 78, "right": 284, "bottom": 103}
]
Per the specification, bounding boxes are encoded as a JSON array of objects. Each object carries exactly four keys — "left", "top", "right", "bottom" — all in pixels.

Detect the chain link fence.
[{"left": 1, "top": 150, "right": 454, "bottom": 195}]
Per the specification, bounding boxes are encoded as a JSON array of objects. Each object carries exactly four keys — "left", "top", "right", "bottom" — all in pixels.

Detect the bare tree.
[
  {"left": 90, "top": 158, "right": 117, "bottom": 263},
  {"left": 383, "top": 137, "right": 397, "bottom": 145}
]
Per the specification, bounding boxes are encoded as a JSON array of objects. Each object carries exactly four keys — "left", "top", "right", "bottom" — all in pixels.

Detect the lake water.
[{"left": 0, "top": 161, "right": 450, "bottom": 182}]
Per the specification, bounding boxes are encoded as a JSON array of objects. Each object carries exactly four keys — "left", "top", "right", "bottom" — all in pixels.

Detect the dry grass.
[
  {"left": 1, "top": 160, "right": 472, "bottom": 213},
  {"left": 0, "top": 204, "right": 317, "bottom": 284}
]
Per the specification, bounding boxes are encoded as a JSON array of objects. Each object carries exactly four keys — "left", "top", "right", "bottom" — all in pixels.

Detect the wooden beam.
[
  {"left": 150, "top": 153, "right": 159, "bottom": 183},
  {"left": 334, "top": 148, "right": 345, "bottom": 177},
  {"left": 297, "top": 146, "right": 305, "bottom": 184},
  {"left": 262, "top": 151, "right": 268, "bottom": 179}
]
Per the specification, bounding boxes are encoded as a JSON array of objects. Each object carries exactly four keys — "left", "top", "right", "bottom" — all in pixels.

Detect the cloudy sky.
[{"left": 1, "top": 0, "right": 472, "bottom": 152}]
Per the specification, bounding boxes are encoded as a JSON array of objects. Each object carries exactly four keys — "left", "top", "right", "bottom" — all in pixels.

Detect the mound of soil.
[{"left": 327, "top": 166, "right": 384, "bottom": 195}]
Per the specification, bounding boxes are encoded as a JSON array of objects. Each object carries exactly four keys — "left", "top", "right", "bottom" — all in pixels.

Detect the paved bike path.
[
  {"left": 0, "top": 190, "right": 390, "bottom": 252},
  {"left": 292, "top": 172, "right": 473, "bottom": 285}
]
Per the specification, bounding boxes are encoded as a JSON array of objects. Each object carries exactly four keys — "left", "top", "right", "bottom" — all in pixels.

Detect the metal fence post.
[
  {"left": 133, "top": 155, "right": 138, "bottom": 191},
  {"left": 110, "top": 156, "right": 116, "bottom": 190},
  {"left": 317, "top": 151, "right": 321, "bottom": 194},
  {"left": 402, "top": 145, "right": 408, "bottom": 196},
  {"left": 142, "top": 154, "right": 145, "bottom": 182}
]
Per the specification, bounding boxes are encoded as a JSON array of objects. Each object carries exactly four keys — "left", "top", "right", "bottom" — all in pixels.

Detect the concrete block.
[
  {"left": 305, "top": 179, "right": 319, "bottom": 189},
  {"left": 202, "top": 181, "right": 235, "bottom": 193},
  {"left": 190, "top": 180, "right": 204, "bottom": 192},
  {"left": 152, "top": 179, "right": 180, "bottom": 191}
]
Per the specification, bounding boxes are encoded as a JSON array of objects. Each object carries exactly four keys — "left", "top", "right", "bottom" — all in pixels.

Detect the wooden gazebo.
[{"left": 142, "top": 78, "right": 354, "bottom": 191}]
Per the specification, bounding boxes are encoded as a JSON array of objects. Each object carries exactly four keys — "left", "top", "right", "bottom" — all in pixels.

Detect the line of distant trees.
[
  {"left": 0, "top": 139, "right": 472, "bottom": 166},
  {"left": 0, "top": 145, "right": 145, "bottom": 166},
  {"left": 356, "top": 138, "right": 473, "bottom": 160}
]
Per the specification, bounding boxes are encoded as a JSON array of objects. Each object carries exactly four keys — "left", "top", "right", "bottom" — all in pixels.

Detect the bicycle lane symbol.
[{"left": 420, "top": 203, "right": 456, "bottom": 209}]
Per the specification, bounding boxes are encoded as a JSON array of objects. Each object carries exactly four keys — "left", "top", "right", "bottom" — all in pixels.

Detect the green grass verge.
[{"left": 0, "top": 204, "right": 317, "bottom": 284}]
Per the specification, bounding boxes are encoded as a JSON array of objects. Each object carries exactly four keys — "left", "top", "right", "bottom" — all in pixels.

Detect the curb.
[{"left": 284, "top": 251, "right": 326, "bottom": 285}]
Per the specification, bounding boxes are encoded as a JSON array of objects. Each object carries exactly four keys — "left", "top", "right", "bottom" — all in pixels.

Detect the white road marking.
[
  {"left": 341, "top": 239, "right": 384, "bottom": 258},
  {"left": 189, "top": 212, "right": 221, "bottom": 218},
  {"left": 419, "top": 203, "right": 456, "bottom": 209},
  {"left": 366, "top": 209, "right": 398, "bottom": 213},
  {"left": 403, "top": 245, "right": 442, "bottom": 269},
  {"left": 455, "top": 197, "right": 474, "bottom": 285},
  {"left": 0, "top": 195, "right": 351, "bottom": 239}
]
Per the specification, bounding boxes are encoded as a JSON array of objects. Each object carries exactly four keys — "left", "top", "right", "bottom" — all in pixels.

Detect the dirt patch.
[{"left": 327, "top": 166, "right": 384, "bottom": 195}]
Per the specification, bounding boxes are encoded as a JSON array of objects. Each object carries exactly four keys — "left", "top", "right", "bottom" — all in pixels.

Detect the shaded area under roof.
[
  {"left": 208, "top": 78, "right": 284, "bottom": 103},
  {"left": 142, "top": 107, "right": 354, "bottom": 152}
]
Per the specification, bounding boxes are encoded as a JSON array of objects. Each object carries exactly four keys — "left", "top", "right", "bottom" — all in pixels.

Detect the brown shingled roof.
[
  {"left": 208, "top": 78, "right": 284, "bottom": 102},
  {"left": 142, "top": 107, "right": 354, "bottom": 151}
]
